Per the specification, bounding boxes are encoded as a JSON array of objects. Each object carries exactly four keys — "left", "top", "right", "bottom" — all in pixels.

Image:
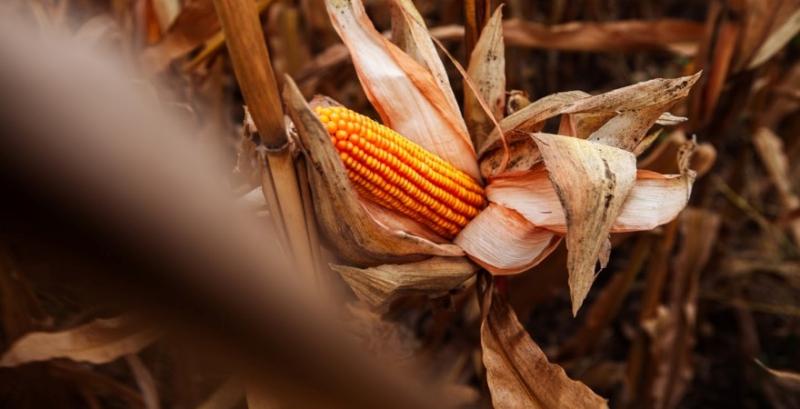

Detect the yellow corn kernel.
[{"left": 314, "top": 105, "right": 485, "bottom": 239}]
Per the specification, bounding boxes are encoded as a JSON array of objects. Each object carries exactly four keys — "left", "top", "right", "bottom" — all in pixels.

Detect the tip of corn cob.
[{"left": 314, "top": 106, "right": 485, "bottom": 239}]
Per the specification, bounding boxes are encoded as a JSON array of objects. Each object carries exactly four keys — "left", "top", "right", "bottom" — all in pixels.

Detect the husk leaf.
[
  {"left": 531, "top": 133, "right": 637, "bottom": 315},
  {"left": 454, "top": 204, "right": 560, "bottom": 275},
  {"left": 479, "top": 73, "right": 701, "bottom": 161},
  {"left": 388, "top": 0, "right": 460, "bottom": 115},
  {"left": 331, "top": 257, "right": 479, "bottom": 312},
  {"left": 488, "top": 168, "right": 694, "bottom": 234},
  {"left": 325, "top": 0, "right": 479, "bottom": 178},
  {"left": 464, "top": 6, "right": 506, "bottom": 150}
]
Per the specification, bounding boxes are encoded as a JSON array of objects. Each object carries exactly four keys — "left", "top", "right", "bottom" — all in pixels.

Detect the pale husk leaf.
[
  {"left": 0, "top": 316, "right": 159, "bottom": 367},
  {"left": 612, "top": 170, "right": 694, "bottom": 232},
  {"left": 488, "top": 169, "right": 693, "bottom": 234},
  {"left": 388, "top": 0, "right": 459, "bottom": 115},
  {"left": 464, "top": 6, "right": 506, "bottom": 150},
  {"left": 531, "top": 133, "right": 637, "bottom": 315},
  {"left": 331, "top": 257, "right": 479, "bottom": 312},
  {"left": 454, "top": 204, "right": 560, "bottom": 275},
  {"left": 480, "top": 281, "right": 608, "bottom": 409},
  {"left": 325, "top": 0, "right": 479, "bottom": 178},
  {"left": 283, "top": 77, "right": 462, "bottom": 266}
]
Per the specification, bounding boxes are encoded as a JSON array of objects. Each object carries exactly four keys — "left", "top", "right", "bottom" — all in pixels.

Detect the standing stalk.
[{"left": 211, "top": 0, "right": 317, "bottom": 285}]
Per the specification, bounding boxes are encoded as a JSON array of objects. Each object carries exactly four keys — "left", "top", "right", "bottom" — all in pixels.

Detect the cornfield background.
[{"left": 1, "top": 0, "right": 799, "bottom": 408}]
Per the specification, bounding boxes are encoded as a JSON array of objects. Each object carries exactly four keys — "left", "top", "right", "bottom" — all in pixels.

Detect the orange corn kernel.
[{"left": 315, "top": 105, "right": 485, "bottom": 239}]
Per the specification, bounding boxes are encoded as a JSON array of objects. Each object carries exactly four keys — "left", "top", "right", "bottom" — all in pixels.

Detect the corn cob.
[{"left": 314, "top": 106, "right": 485, "bottom": 239}]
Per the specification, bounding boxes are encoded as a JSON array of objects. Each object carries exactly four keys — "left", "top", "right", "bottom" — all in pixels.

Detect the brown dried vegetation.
[{"left": 1, "top": 0, "right": 800, "bottom": 408}]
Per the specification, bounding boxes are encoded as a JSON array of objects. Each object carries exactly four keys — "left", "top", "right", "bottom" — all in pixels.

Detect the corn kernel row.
[{"left": 314, "top": 105, "right": 485, "bottom": 238}]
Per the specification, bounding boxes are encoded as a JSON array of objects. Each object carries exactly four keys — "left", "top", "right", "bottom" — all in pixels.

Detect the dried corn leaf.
[
  {"left": 464, "top": 6, "right": 505, "bottom": 150},
  {"left": 487, "top": 168, "right": 692, "bottom": 234},
  {"left": 480, "top": 282, "right": 608, "bottom": 409},
  {"left": 748, "top": 8, "right": 800, "bottom": 69},
  {"left": 325, "top": 0, "right": 479, "bottom": 178},
  {"left": 389, "top": 0, "right": 459, "bottom": 115},
  {"left": 0, "top": 316, "right": 159, "bottom": 367},
  {"left": 756, "top": 360, "right": 800, "bottom": 391},
  {"left": 753, "top": 127, "right": 800, "bottom": 245},
  {"left": 564, "top": 73, "right": 701, "bottom": 116},
  {"left": 502, "top": 18, "right": 704, "bottom": 55},
  {"left": 454, "top": 204, "right": 560, "bottom": 275},
  {"left": 141, "top": 0, "right": 220, "bottom": 71},
  {"left": 331, "top": 257, "right": 478, "bottom": 311},
  {"left": 126, "top": 354, "right": 160, "bottom": 409},
  {"left": 649, "top": 208, "right": 720, "bottom": 409},
  {"left": 532, "top": 133, "right": 637, "bottom": 315},
  {"left": 733, "top": 0, "right": 781, "bottom": 70},
  {"left": 283, "top": 77, "right": 462, "bottom": 265}
]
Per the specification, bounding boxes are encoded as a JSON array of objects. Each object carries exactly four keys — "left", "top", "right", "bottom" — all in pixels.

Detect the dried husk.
[
  {"left": 325, "top": 0, "right": 479, "bottom": 178},
  {"left": 388, "top": 0, "right": 460, "bottom": 115},
  {"left": 748, "top": 8, "right": 800, "bottom": 69},
  {"left": 477, "top": 91, "right": 588, "bottom": 157},
  {"left": 480, "top": 279, "right": 608, "bottom": 409},
  {"left": 282, "top": 77, "right": 462, "bottom": 266},
  {"left": 531, "top": 133, "right": 637, "bottom": 315},
  {"left": 464, "top": 6, "right": 505, "bottom": 150},
  {"left": 454, "top": 204, "right": 560, "bottom": 275},
  {"left": 331, "top": 257, "right": 479, "bottom": 311},
  {"left": 487, "top": 169, "right": 694, "bottom": 234},
  {"left": 479, "top": 73, "right": 701, "bottom": 162}
]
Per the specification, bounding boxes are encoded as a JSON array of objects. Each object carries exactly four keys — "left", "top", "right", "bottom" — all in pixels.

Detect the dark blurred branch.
[{"left": 0, "top": 17, "right": 449, "bottom": 409}]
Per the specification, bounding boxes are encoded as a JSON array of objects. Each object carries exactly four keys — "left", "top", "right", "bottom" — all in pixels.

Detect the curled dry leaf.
[
  {"left": 283, "top": 77, "right": 462, "bottom": 265},
  {"left": 325, "top": 0, "right": 479, "bottom": 178},
  {"left": 454, "top": 204, "right": 561, "bottom": 275},
  {"left": 331, "top": 257, "right": 478, "bottom": 311},
  {"left": 480, "top": 280, "right": 608, "bottom": 409},
  {"left": 479, "top": 73, "right": 701, "bottom": 177},
  {"left": 0, "top": 316, "right": 159, "bottom": 367},
  {"left": 478, "top": 91, "right": 588, "bottom": 157},
  {"left": 464, "top": 6, "right": 505, "bottom": 150},
  {"left": 531, "top": 133, "right": 637, "bottom": 315}
]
